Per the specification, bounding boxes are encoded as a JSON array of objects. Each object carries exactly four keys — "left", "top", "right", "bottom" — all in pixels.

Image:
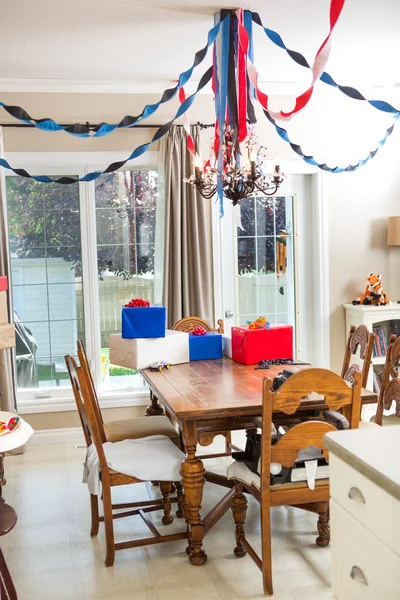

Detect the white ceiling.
[{"left": 2, "top": 0, "right": 400, "bottom": 92}]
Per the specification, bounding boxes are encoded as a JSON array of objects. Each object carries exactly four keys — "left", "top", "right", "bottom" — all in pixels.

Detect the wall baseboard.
[{"left": 27, "top": 427, "right": 85, "bottom": 446}]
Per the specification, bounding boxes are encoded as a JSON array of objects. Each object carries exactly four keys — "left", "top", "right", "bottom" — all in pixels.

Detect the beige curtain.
[
  {"left": 162, "top": 125, "right": 215, "bottom": 328},
  {"left": 0, "top": 128, "right": 17, "bottom": 412}
]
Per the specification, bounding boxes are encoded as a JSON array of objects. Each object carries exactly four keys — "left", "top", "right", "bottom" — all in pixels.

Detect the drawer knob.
[
  {"left": 351, "top": 566, "right": 368, "bottom": 586},
  {"left": 348, "top": 486, "right": 366, "bottom": 504}
]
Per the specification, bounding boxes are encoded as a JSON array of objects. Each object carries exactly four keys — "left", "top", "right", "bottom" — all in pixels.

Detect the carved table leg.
[
  {"left": 231, "top": 482, "right": 248, "bottom": 557},
  {"left": 180, "top": 421, "right": 207, "bottom": 565},
  {"left": 316, "top": 502, "right": 330, "bottom": 547},
  {"left": 145, "top": 390, "right": 165, "bottom": 416}
]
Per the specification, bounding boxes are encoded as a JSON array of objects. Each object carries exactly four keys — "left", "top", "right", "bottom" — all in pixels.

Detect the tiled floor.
[{"left": 1, "top": 435, "right": 334, "bottom": 600}]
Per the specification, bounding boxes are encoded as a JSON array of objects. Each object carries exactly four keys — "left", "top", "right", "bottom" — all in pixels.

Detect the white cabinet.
[
  {"left": 325, "top": 427, "right": 400, "bottom": 600},
  {"left": 343, "top": 304, "right": 400, "bottom": 392}
]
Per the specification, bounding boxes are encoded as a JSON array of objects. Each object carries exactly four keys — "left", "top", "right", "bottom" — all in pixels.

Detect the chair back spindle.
[{"left": 341, "top": 325, "right": 375, "bottom": 389}]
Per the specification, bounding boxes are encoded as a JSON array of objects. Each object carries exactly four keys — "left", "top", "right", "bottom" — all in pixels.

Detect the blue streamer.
[
  {"left": 0, "top": 18, "right": 225, "bottom": 138},
  {"left": 250, "top": 11, "right": 400, "bottom": 119},
  {"left": 262, "top": 109, "right": 395, "bottom": 173},
  {"left": 0, "top": 68, "right": 212, "bottom": 183},
  {"left": 215, "top": 11, "right": 231, "bottom": 217}
]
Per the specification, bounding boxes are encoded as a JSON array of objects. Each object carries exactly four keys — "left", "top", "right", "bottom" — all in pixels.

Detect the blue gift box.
[
  {"left": 189, "top": 331, "right": 223, "bottom": 361},
  {"left": 121, "top": 305, "right": 166, "bottom": 339}
]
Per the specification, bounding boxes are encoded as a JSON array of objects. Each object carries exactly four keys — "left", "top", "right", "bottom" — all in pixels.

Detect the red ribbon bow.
[
  {"left": 192, "top": 326, "right": 207, "bottom": 336},
  {"left": 124, "top": 298, "right": 150, "bottom": 308}
]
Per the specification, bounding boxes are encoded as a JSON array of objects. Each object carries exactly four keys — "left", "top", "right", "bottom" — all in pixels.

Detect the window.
[
  {"left": 236, "top": 196, "right": 296, "bottom": 331},
  {"left": 7, "top": 176, "right": 84, "bottom": 390},
  {"left": 5, "top": 162, "right": 159, "bottom": 405},
  {"left": 94, "top": 171, "right": 158, "bottom": 391}
]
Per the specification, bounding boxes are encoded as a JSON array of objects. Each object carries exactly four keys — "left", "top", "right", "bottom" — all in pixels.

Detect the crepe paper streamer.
[
  {"left": 262, "top": 108, "right": 395, "bottom": 173},
  {"left": 178, "top": 87, "right": 196, "bottom": 156},
  {"left": 0, "top": 68, "right": 212, "bottom": 183},
  {"left": 251, "top": 11, "right": 400, "bottom": 119},
  {"left": 237, "top": 0, "right": 345, "bottom": 121},
  {"left": 124, "top": 298, "right": 150, "bottom": 308},
  {"left": 0, "top": 17, "right": 226, "bottom": 138},
  {"left": 192, "top": 326, "right": 207, "bottom": 336}
]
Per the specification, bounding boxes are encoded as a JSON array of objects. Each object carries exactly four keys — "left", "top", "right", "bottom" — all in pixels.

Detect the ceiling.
[{"left": 2, "top": 0, "right": 400, "bottom": 92}]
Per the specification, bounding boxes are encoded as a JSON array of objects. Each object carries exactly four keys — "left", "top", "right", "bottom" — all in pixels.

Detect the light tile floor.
[{"left": 0, "top": 435, "right": 334, "bottom": 600}]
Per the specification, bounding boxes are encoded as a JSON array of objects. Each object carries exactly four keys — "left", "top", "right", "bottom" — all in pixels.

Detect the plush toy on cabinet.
[{"left": 352, "top": 273, "right": 391, "bottom": 306}]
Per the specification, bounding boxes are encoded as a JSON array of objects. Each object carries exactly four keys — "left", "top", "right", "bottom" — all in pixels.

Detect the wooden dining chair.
[
  {"left": 76, "top": 340, "right": 180, "bottom": 446},
  {"left": 371, "top": 333, "right": 400, "bottom": 426},
  {"left": 341, "top": 324, "right": 375, "bottom": 389},
  {"left": 228, "top": 367, "right": 362, "bottom": 596},
  {"left": 172, "top": 316, "right": 224, "bottom": 335},
  {"left": 65, "top": 354, "right": 187, "bottom": 566}
]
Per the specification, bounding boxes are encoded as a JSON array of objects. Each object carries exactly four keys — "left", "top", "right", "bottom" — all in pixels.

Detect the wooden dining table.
[{"left": 141, "top": 357, "right": 377, "bottom": 566}]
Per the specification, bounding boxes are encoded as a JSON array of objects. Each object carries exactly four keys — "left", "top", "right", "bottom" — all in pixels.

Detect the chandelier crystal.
[{"left": 184, "top": 126, "right": 285, "bottom": 206}]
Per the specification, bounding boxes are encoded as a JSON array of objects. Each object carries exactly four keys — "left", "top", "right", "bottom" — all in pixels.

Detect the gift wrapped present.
[
  {"left": 0, "top": 291, "right": 7, "bottom": 324},
  {"left": 121, "top": 300, "right": 166, "bottom": 339},
  {"left": 189, "top": 331, "right": 223, "bottom": 361},
  {"left": 110, "top": 329, "right": 189, "bottom": 370},
  {"left": 232, "top": 324, "right": 293, "bottom": 365},
  {"left": 0, "top": 277, "right": 7, "bottom": 293},
  {"left": 0, "top": 323, "right": 15, "bottom": 350}
]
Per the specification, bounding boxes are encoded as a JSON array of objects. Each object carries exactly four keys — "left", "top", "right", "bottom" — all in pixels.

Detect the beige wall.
[
  {"left": 3, "top": 88, "right": 400, "bottom": 411},
  {"left": 23, "top": 404, "right": 147, "bottom": 430}
]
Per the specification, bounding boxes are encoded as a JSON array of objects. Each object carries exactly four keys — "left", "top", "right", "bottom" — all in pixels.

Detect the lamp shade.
[
  {"left": 387, "top": 217, "right": 400, "bottom": 246},
  {"left": 0, "top": 412, "right": 33, "bottom": 452}
]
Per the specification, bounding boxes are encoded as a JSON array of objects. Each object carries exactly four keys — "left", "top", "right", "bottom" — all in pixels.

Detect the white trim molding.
[
  {"left": 310, "top": 173, "right": 330, "bottom": 367},
  {"left": 4, "top": 151, "right": 159, "bottom": 170},
  {"left": 18, "top": 391, "right": 150, "bottom": 415},
  {"left": 27, "top": 427, "right": 85, "bottom": 446}
]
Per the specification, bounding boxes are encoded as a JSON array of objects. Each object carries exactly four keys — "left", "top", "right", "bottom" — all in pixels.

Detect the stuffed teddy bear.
[{"left": 352, "top": 273, "right": 390, "bottom": 306}]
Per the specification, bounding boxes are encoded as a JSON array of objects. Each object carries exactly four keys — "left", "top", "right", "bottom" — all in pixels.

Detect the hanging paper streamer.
[
  {"left": 0, "top": 18, "right": 226, "bottom": 138},
  {"left": 0, "top": 68, "right": 212, "bottom": 183},
  {"left": 237, "top": 0, "right": 345, "bottom": 121},
  {"left": 251, "top": 11, "right": 400, "bottom": 119},
  {"left": 263, "top": 109, "right": 395, "bottom": 173}
]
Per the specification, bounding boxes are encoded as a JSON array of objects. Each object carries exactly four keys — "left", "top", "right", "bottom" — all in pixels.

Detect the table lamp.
[{"left": 387, "top": 216, "right": 400, "bottom": 246}]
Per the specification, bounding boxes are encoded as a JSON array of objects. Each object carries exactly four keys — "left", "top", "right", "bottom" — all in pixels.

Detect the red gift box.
[
  {"left": 232, "top": 324, "right": 293, "bottom": 365},
  {"left": 0, "top": 277, "right": 7, "bottom": 292}
]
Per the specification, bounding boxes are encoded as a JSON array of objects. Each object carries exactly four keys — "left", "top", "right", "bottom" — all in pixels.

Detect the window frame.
[{"left": 4, "top": 151, "right": 158, "bottom": 413}]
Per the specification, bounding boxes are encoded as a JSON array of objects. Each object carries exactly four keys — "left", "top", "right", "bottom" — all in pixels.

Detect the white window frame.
[
  {"left": 212, "top": 162, "right": 330, "bottom": 368},
  {"left": 5, "top": 151, "right": 158, "bottom": 413}
]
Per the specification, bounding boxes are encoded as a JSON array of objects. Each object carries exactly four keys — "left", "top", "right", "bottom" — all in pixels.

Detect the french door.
[{"left": 216, "top": 174, "right": 315, "bottom": 363}]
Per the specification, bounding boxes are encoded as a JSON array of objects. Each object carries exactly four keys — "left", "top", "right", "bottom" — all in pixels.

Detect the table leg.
[
  {"left": 0, "top": 454, "right": 6, "bottom": 504},
  {"left": 145, "top": 390, "right": 165, "bottom": 416},
  {"left": 180, "top": 421, "right": 207, "bottom": 565}
]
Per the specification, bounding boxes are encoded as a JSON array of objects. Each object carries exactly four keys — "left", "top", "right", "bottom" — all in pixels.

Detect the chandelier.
[{"left": 185, "top": 126, "right": 284, "bottom": 206}]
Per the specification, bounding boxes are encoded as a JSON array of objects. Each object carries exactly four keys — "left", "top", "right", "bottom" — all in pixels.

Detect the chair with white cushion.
[
  {"left": 227, "top": 368, "right": 362, "bottom": 596},
  {"left": 65, "top": 354, "right": 187, "bottom": 566},
  {"left": 77, "top": 340, "right": 180, "bottom": 445}
]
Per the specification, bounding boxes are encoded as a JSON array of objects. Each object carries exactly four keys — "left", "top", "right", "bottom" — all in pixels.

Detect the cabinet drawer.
[
  {"left": 331, "top": 499, "right": 400, "bottom": 600},
  {"left": 330, "top": 454, "right": 399, "bottom": 553}
]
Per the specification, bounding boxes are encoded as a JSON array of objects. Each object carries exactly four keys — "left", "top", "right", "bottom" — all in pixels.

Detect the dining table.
[{"left": 140, "top": 357, "right": 377, "bottom": 565}]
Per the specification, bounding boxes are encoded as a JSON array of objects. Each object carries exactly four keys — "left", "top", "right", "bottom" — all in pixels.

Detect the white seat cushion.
[
  {"left": 369, "top": 414, "right": 399, "bottom": 426},
  {"left": 227, "top": 461, "right": 260, "bottom": 490},
  {"left": 360, "top": 420, "right": 380, "bottom": 429},
  {"left": 83, "top": 435, "right": 185, "bottom": 495}
]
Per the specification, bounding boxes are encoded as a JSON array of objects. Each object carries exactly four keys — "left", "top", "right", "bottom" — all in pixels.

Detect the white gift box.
[
  {"left": 109, "top": 329, "right": 189, "bottom": 370},
  {"left": 0, "top": 323, "right": 15, "bottom": 350},
  {"left": 0, "top": 291, "right": 7, "bottom": 324},
  {"left": 222, "top": 334, "right": 232, "bottom": 358}
]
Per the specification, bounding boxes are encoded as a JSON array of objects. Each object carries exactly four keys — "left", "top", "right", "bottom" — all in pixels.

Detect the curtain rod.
[{"left": 0, "top": 122, "right": 215, "bottom": 130}]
